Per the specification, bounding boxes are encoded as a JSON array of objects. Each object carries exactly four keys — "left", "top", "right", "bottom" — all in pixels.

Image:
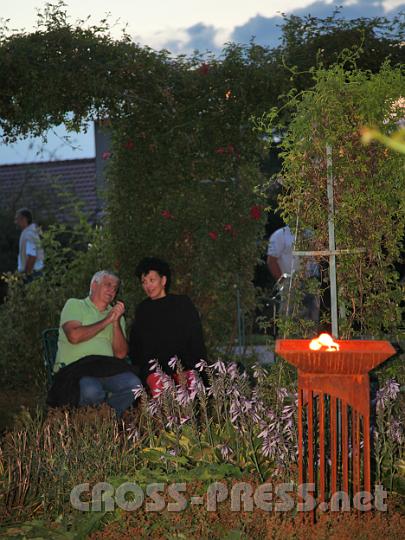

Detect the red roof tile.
[{"left": 0, "top": 158, "right": 99, "bottom": 222}]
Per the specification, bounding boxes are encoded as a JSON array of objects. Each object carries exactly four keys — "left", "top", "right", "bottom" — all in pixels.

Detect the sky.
[{"left": 1, "top": 0, "right": 404, "bottom": 165}]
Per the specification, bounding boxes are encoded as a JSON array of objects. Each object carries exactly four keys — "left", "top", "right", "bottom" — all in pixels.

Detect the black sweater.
[{"left": 129, "top": 294, "right": 207, "bottom": 381}]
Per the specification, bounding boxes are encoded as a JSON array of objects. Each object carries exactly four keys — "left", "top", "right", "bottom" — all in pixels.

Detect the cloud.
[
  {"left": 181, "top": 23, "right": 219, "bottom": 52},
  {"left": 156, "top": 0, "right": 405, "bottom": 54},
  {"left": 231, "top": 0, "right": 405, "bottom": 49},
  {"left": 136, "top": 23, "right": 224, "bottom": 56},
  {"left": 231, "top": 14, "right": 283, "bottom": 49}
]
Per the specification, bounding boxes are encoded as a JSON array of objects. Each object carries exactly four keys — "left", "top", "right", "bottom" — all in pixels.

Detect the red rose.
[
  {"left": 226, "top": 144, "right": 235, "bottom": 154},
  {"left": 208, "top": 230, "right": 218, "bottom": 240},
  {"left": 250, "top": 205, "right": 262, "bottom": 220},
  {"left": 124, "top": 139, "right": 135, "bottom": 150},
  {"left": 215, "top": 145, "right": 236, "bottom": 156},
  {"left": 161, "top": 210, "right": 174, "bottom": 219},
  {"left": 224, "top": 223, "right": 237, "bottom": 238},
  {"left": 199, "top": 63, "right": 209, "bottom": 75}
]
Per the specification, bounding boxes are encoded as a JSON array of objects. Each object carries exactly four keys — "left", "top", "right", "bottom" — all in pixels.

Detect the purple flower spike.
[
  {"left": 176, "top": 386, "right": 191, "bottom": 406},
  {"left": 195, "top": 359, "right": 207, "bottom": 372},
  {"left": 376, "top": 378, "right": 401, "bottom": 410},
  {"left": 168, "top": 356, "right": 178, "bottom": 370},
  {"left": 252, "top": 363, "right": 266, "bottom": 382},
  {"left": 133, "top": 386, "right": 145, "bottom": 400},
  {"left": 219, "top": 444, "right": 233, "bottom": 460},
  {"left": 227, "top": 362, "right": 239, "bottom": 380},
  {"left": 148, "top": 359, "right": 160, "bottom": 372},
  {"left": 210, "top": 360, "right": 227, "bottom": 374}
]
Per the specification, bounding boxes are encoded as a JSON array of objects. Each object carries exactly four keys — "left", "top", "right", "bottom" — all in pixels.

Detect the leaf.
[
  {"left": 223, "top": 530, "right": 247, "bottom": 540},
  {"left": 70, "top": 511, "right": 107, "bottom": 538}
]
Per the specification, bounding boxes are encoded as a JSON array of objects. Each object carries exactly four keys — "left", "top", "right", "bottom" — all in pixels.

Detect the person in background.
[
  {"left": 47, "top": 270, "right": 142, "bottom": 417},
  {"left": 267, "top": 225, "right": 320, "bottom": 327},
  {"left": 129, "top": 257, "right": 207, "bottom": 397},
  {"left": 14, "top": 208, "right": 44, "bottom": 282}
]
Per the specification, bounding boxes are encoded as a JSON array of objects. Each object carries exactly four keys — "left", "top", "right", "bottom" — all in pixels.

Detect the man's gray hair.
[{"left": 89, "top": 270, "right": 120, "bottom": 295}]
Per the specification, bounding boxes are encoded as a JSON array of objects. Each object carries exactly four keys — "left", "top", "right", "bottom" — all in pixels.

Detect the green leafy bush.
[
  {"left": 104, "top": 50, "right": 268, "bottom": 351},
  {"left": 259, "top": 61, "right": 405, "bottom": 338},
  {"left": 0, "top": 217, "right": 112, "bottom": 389}
]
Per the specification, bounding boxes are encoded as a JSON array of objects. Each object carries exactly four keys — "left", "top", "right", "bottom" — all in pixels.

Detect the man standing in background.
[
  {"left": 14, "top": 208, "right": 44, "bottom": 282},
  {"left": 267, "top": 225, "right": 297, "bottom": 281},
  {"left": 267, "top": 224, "right": 320, "bottom": 329}
]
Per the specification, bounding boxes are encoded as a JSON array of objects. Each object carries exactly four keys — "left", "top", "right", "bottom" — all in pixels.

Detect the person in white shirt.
[
  {"left": 267, "top": 225, "right": 319, "bottom": 328},
  {"left": 267, "top": 225, "right": 296, "bottom": 280},
  {"left": 15, "top": 208, "right": 44, "bottom": 282}
]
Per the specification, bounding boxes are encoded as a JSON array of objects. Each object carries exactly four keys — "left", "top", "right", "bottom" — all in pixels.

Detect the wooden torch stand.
[{"left": 275, "top": 339, "right": 395, "bottom": 511}]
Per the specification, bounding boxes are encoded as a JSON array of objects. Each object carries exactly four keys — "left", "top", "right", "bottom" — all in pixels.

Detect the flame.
[{"left": 309, "top": 333, "right": 340, "bottom": 352}]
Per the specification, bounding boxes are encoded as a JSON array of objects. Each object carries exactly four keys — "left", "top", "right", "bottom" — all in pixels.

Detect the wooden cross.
[{"left": 293, "top": 145, "right": 365, "bottom": 338}]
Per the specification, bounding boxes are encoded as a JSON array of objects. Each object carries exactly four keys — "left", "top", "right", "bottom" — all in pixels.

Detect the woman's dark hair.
[{"left": 135, "top": 257, "right": 171, "bottom": 292}]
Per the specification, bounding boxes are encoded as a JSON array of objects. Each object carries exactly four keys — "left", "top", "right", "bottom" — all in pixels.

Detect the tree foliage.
[
  {"left": 0, "top": 3, "right": 404, "bottom": 386},
  {"left": 1, "top": 2, "right": 403, "bottom": 139},
  {"left": 280, "top": 9, "right": 404, "bottom": 74},
  {"left": 259, "top": 61, "right": 405, "bottom": 338}
]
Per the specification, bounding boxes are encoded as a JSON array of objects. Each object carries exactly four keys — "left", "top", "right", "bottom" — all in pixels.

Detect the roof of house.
[{"left": 0, "top": 158, "right": 99, "bottom": 221}]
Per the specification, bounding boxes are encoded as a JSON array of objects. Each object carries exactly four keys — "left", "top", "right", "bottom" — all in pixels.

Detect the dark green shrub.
[
  {"left": 260, "top": 61, "right": 405, "bottom": 338},
  {"left": 0, "top": 217, "right": 112, "bottom": 389}
]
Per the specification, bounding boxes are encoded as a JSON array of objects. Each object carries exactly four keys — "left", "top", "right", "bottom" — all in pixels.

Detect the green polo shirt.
[{"left": 54, "top": 297, "right": 126, "bottom": 372}]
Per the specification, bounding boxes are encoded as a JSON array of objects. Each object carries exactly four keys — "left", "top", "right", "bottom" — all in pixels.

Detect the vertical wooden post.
[
  {"left": 342, "top": 401, "right": 349, "bottom": 494},
  {"left": 298, "top": 387, "right": 304, "bottom": 486},
  {"left": 326, "top": 144, "right": 339, "bottom": 338},
  {"left": 363, "top": 414, "right": 371, "bottom": 493},
  {"left": 319, "top": 393, "right": 325, "bottom": 504},
  {"left": 330, "top": 397, "right": 338, "bottom": 495},
  {"left": 308, "top": 390, "right": 314, "bottom": 486}
]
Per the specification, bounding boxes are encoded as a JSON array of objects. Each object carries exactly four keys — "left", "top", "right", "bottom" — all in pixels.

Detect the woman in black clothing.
[{"left": 129, "top": 257, "right": 207, "bottom": 396}]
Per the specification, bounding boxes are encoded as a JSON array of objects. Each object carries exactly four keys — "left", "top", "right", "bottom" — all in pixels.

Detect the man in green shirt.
[{"left": 49, "top": 270, "right": 141, "bottom": 416}]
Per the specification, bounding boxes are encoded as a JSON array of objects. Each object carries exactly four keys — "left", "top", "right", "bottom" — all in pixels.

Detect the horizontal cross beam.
[{"left": 293, "top": 248, "right": 366, "bottom": 257}]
